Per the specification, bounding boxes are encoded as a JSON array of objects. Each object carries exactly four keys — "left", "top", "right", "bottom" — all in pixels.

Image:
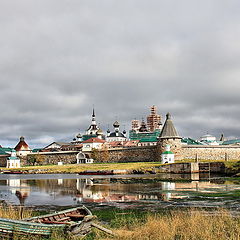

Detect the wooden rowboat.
[{"left": 0, "top": 206, "right": 95, "bottom": 237}]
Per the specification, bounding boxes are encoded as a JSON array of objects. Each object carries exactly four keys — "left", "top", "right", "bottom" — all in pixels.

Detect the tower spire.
[{"left": 91, "top": 106, "right": 96, "bottom": 125}]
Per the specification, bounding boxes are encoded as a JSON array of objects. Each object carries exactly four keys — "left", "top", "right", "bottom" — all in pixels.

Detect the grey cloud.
[{"left": 0, "top": 0, "right": 240, "bottom": 147}]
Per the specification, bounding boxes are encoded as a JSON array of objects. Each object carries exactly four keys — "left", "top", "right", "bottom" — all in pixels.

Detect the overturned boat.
[{"left": 0, "top": 206, "right": 95, "bottom": 237}]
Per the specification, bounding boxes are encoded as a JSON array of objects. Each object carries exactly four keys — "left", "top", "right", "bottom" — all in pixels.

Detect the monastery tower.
[{"left": 157, "top": 113, "right": 182, "bottom": 161}]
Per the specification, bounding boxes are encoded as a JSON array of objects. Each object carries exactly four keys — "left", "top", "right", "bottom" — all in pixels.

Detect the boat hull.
[{"left": 0, "top": 206, "right": 94, "bottom": 237}]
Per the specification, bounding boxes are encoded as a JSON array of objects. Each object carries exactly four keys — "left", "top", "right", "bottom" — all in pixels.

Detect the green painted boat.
[{"left": 0, "top": 206, "right": 94, "bottom": 237}]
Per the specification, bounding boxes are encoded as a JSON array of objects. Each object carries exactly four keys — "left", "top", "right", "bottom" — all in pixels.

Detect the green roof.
[
  {"left": 8, "top": 157, "right": 19, "bottom": 160},
  {"left": 222, "top": 139, "right": 240, "bottom": 145},
  {"left": 0, "top": 147, "right": 13, "bottom": 152},
  {"left": 0, "top": 149, "right": 10, "bottom": 156},
  {"left": 82, "top": 134, "right": 98, "bottom": 141},
  {"left": 181, "top": 138, "right": 202, "bottom": 145},
  {"left": 129, "top": 130, "right": 160, "bottom": 142},
  {"left": 32, "top": 148, "right": 42, "bottom": 152},
  {"left": 139, "top": 138, "right": 158, "bottom": 142},
  {"left": 162, "top": 151, "right": 174, "bottom": 154}
]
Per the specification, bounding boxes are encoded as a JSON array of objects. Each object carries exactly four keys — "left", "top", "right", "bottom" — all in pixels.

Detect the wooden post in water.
[
  {"left": 225, "top": 153, "right": 228, "bottom": 161},
  {"left": 20, "top": 205, "right": 24, "bottom": 219},
  {"left": 195, "top": 153, "right": 199, "bottom": 163}
]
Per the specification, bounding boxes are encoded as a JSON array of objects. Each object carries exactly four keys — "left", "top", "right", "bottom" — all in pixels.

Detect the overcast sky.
[{"left": 0, "top": 0, "right": 240, "bottom": 147}]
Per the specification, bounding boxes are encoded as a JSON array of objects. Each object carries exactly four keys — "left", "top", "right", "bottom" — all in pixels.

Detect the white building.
[
  {"left": 161, "top": 145, "right": 175, "bottom": 164},
  {"left": 82, "top": 138, "right": 105, "bottom": 152},
  {"left": 6, "top": 150, "right": 21, "bottom": 168},
  {"left": 43, "top": 142, "right": 70, "bottom": 151},
  {"left": 199, "top": 134, "right": 219, "bottom": 145},
  {"left": 76, "top": 152, "right": 94, "bottom": 164},
  {"left": 14, "top": 136, "right": 31, "bottom": 157}
]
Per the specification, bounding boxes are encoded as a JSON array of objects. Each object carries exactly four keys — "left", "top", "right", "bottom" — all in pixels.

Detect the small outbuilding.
[
  {"left": 161, "top": 145, "right": 174, "bottom": 164},
  {"left": 76, "top": 152, "right": 94, "bottom": 164},
  {"left": 7, "top": 150, "right": 21, "bottom": 168}
]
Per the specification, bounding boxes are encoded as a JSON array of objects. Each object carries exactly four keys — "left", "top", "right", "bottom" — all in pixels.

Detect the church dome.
[
  {"left": 139, "top": 119, "right": 148, "bottom": 132},
  {"left": 113, "top": 121, "right": 120, "bottom": 128},
  {"left": 96, "top": 129, "right": 103, "bottom": 135},
  {"left": 76, "top": 133, "right": 82, "bottom": 138}
]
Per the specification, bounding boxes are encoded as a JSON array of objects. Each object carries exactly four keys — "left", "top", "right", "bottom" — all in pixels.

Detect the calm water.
[{"left": 0, "top": 173, "right": 240, "bottom": 212}]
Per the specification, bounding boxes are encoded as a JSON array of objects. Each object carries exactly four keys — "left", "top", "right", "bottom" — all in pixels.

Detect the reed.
[
  {"left": 96, "top": 209, "right": 240, "bottom": 240},
  {"left": 0, "top": 204, "right": 32, "bottom": 220}
]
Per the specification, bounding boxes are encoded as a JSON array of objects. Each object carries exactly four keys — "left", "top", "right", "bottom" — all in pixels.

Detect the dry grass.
[
  {"left": 97, "top": 209, "right": 240, "bottom": 240},
  {"left": 0, "top": 204, "right": 33, "bottom": 220}
]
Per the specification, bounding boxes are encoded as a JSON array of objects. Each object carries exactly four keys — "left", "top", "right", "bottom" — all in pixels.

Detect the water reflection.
[
  {"left": 0, "top": 174, "right": 239, "bottom": 210},
  {"left": 6, "top": 179, "right": 30, "bottom": 205}
]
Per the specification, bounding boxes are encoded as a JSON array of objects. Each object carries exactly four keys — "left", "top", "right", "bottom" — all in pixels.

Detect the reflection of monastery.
[
  {"left": 1, "top": 176, "right": 232, "bottom": 206},
  {"left": 6, "top": 179, "right": 30, "bottom": 205}
]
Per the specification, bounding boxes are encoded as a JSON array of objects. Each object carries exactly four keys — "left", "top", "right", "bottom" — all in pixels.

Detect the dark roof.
[
  {"left": 108, "top": 132, "right": 125, "bottom": 138},
  {"left": 87, "top": 124, "right": 98, "bottom": 131},
  {"left": 160, "top": 113, "right": 181, "bottom": 139},
  {"left": 139, "top": 120, "right": 148, "bottom": 132}
]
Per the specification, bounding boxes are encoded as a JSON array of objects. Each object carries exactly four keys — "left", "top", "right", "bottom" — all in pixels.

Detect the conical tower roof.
[{"left": 160, "top": 113, "right": 181, "bottom": 139}]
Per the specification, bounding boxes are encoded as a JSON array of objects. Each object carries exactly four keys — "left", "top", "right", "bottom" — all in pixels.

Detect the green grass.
[
  {"left": 2, "top": 160, "right": 240, "bottom": 175},
  {"left": 0, "top": 162, "right": 164, "bottom": 173}
]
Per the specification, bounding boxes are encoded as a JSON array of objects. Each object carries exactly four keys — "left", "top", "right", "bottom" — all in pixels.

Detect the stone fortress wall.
[
  {"left": 26, "top": 144, "right": 240, "bottom": 165},
  {"left": 27, "top": 151, "right": 78, "bottom": 165},
  {"left": 108, "top": 146, "right": 157, "bottom": 162},
  {"left": 181, "top": 145, "right": 240, "bottom": 161},
  {"left": 106, "top": 144, "right": 240, "bottom": 162}
]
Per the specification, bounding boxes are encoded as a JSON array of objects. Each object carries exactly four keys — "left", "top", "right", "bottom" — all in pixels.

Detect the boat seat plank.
[
  {"left": 67, "top": 214, "right": 85, "bottom": 218},
  {"left": 41, "top": 220, "right": 72, "bottom": 225}
]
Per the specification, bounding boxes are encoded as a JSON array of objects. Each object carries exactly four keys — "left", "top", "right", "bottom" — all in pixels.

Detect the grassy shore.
[
  {"left": 1, "top": 205, "right": 239, "bottom": 240},
  {"left": 1, "top": 160, "right": 240, "bottom": 175},
  {"left": 1, "top": 162, "right": 163, "bottom": 173},
  {"left": 89, "top": 208, "right": 240, "bottom": 240}
]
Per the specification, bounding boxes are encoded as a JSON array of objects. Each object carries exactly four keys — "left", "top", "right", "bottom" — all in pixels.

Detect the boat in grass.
[{"left": 0, "top": 206, "right": 95, "bottom": 237}]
